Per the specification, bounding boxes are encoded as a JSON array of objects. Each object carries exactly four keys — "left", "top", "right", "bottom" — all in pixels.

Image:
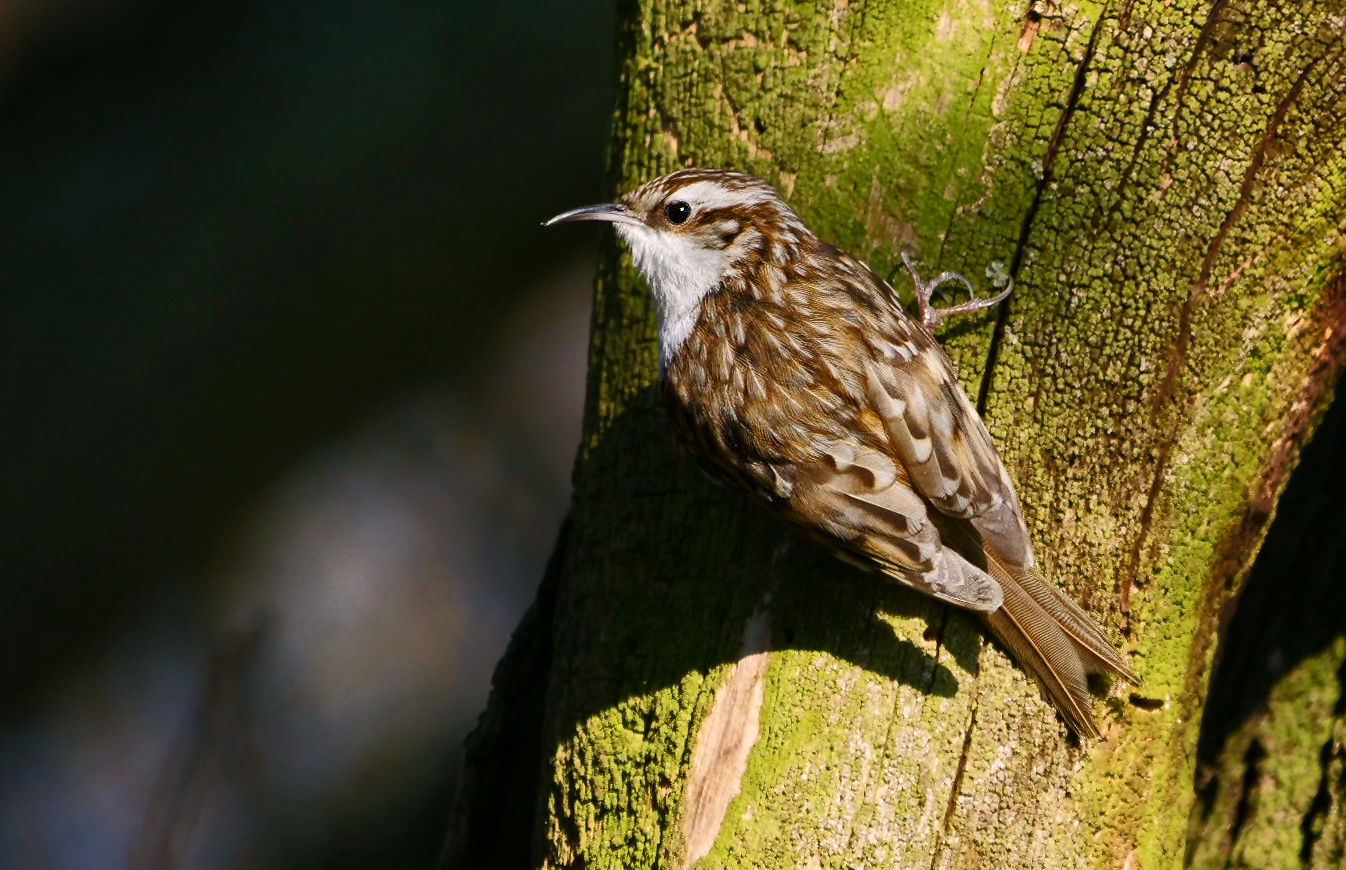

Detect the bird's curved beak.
[{"left": 543, "top": 202, "right": 641, "bottom": 227}]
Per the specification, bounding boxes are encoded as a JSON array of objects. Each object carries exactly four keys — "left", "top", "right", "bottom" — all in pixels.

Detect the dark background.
[{"left": 0, "top": 0, "right": 612, "bottom": 867}]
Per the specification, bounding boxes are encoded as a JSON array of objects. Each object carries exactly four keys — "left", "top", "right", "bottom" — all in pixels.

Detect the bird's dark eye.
[{"left": 665, "top": 200, "right": 691, "bottom": 224}]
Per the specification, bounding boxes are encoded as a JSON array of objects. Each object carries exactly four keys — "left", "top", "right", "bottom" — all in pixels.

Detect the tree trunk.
[
  {"left": 1185, "top": 374, "right": 1346, "bottom": 870},
  {"left": 446, "top": 1, "right": 1346, "bottom": 867}
]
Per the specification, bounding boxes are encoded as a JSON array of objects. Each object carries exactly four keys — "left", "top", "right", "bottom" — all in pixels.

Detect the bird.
[{"left": 546, "top": 167, "right": 1136, "bottom": 737}]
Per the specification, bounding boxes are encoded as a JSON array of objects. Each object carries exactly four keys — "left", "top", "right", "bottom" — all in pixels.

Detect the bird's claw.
[{"left": 900, "top": 250, "right": 1013, "bottom": 330}]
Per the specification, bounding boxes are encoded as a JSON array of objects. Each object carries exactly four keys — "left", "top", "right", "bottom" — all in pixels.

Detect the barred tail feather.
[{"left": 981, "top": 560, "right": 1136, "bottom": 737}]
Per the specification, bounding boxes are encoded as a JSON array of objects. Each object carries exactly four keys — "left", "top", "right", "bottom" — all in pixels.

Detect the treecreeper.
[{"left": 547, "top": 168, "right": 1137, "bottom": 737}]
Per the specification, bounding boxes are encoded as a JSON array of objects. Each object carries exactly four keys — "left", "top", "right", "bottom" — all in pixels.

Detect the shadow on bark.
[
  {"left": 441, "top": 386, "right": 973, "bottom": 869},
  {"left": 1188, "top": 369, "right": 1346, "bottom": 865}
]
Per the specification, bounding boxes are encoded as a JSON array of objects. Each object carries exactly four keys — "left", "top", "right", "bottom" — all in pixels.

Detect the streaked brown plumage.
[{"left": 547, "top": 168, "right": 1136, "bottom": 737}]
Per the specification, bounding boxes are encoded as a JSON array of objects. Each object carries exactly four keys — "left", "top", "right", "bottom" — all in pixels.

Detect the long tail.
[{"left": 980, "top": 558, "right": 1137, "bottom": 737}]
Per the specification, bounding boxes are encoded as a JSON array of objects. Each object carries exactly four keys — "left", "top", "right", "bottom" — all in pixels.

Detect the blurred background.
[{"left": 0, "top": 0, "right": 613, "bottom": 867}]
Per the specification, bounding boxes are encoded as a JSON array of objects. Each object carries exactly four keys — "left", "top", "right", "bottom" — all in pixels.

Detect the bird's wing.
[
  {"left": 861, "top": 344, "right": 1006, "bottom": 519},
  {"left": 789, "top": 251, "right": 1029, "bottom": 562},
  {"left": 859, "top": 340, "right": 1036, "bottom": 568},
  {"left": 784, "top": 438, "right": 1003, "bottom": 613}
]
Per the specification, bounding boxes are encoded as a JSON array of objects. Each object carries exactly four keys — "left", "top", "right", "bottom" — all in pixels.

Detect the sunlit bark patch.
[{"left": 682, "top": 594, "right": 772, "bottom": 867}]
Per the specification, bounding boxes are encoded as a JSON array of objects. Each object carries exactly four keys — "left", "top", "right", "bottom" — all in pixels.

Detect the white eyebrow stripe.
[{"left": 669, "top": 180, "right": 774, "bottom": 211}]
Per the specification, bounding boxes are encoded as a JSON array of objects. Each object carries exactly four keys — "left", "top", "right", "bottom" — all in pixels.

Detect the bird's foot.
[{"left": 900, "top": 251, "right": 1013, "bottom": 330}]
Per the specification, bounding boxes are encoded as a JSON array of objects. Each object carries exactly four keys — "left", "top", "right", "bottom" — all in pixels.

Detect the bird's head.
[{"left": 546, "top": 168, "right": 810, "bottom": 362}]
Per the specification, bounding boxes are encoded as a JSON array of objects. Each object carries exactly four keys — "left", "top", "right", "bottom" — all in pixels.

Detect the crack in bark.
[
  {"left": 1227, "top": 737, "right": 1267, "bottom": 854},
  {"left": 976, "top": 7, "right": 1108, "bottom": 416},
  {"left": 1120, "top": 53, "right": 1320, "bottom": 626},
  {"left": 927, "top": 681, "right": 978, "bottom": 870},
  {"left": 1117, "top": 0, "right": 1138, "bottom": 30},
  {"left": 1147, "top": 55, "right": 1318, "bottom": 427},
  {"left": 1298, "top": 652, "right": 1346, "bottom": 864},
  {"left": 922, "top": 607, "right": 953, "bottom": 697},
  {"left": 1095, "top": 0, "right": 1220, "bottom": 227},
  {"left": 1157, "top": 0, "right": 1232, "bottom": 183}
]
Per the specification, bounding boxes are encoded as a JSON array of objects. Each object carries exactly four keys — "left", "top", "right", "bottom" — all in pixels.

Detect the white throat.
[{"left": 617, "top": 223, "right": 727, "bottom": 366}]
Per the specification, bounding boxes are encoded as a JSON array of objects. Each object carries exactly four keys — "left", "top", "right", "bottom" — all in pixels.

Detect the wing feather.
[
  {"left": 864, "top": 359, "right": 1009, "bottom": 522},
  {"left": 785, "top": 440, "right": 1003, "bottom": 613}
]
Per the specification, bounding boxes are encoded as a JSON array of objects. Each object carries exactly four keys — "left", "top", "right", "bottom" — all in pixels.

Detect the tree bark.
[
  {"left": 447, "top": 1, "right": 1346, "bottom": 867},
  {"left": 1186, "top": 374, "right": 1346, "bottom": 870}
]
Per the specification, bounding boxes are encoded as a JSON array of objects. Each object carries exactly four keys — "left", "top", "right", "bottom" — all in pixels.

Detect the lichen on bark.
[{"left": 449, "top": 2, "right": 1346, "bottom": 868}]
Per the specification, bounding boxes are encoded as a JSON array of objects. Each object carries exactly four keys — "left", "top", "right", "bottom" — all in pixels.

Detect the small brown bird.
[{"left": 547, "top": 168, "right": 1135, "bottom": 737}]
